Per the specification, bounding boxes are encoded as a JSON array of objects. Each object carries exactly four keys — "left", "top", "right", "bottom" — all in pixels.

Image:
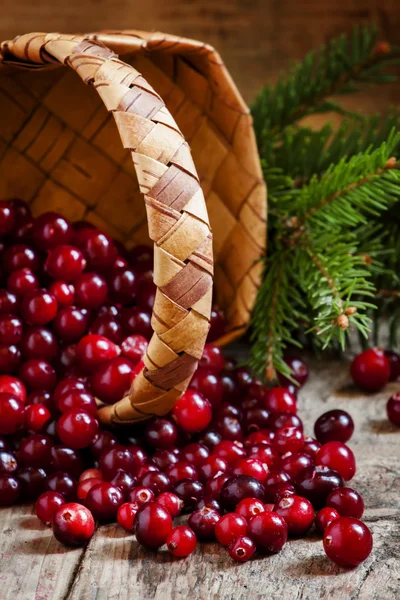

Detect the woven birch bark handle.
[{"left": 0, "top": 33, "right": 213, "bottom": 425}]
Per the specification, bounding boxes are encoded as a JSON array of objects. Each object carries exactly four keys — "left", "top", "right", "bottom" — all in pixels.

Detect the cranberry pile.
[{"left": 0, "top": 198, "right": 381, "bottom": 570}]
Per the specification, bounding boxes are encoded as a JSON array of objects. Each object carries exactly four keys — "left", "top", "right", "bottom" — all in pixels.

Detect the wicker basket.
[{"left": 0, "top": 32, "right": 266, "bottom": 426}]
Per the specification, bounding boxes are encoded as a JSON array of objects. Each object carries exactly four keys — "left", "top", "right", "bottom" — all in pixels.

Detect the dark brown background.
[{"left": 2, "top": 0, "right": 400, "bottom": 106}]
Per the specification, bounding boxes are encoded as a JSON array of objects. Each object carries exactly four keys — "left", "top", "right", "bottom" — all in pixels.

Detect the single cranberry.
[
  {"left": 217, "top": 402, "right": 242, "bottom": 420},
  {"left": 0, "top": 314, "right": 22, "bottom": 345},
  {"left": 45, "top": 471, "right": 77, "bottom": 502},
  {"left": 316, "top": 441, "right": 356, "bottom": 481},
  {"left": 220, "top": 373, "right": 241, "bottom": 404},
  {"left": 126, "top": 445, "right": 147, "bottom": 469},
  {"left": 199, "top": 344, "right": 224, "bottom": 373},
  {"left": 215, "top": 513, "right": 247, "bottom": 546},
  {"left": 4, "top": 244, "right": 39, "bottom": 272},
  {"left": 54, "top": 377, "right": 86, "bottom": 403},
  {"left": 247, "top": 511, "right": 288, "bottom": 553},
  {"left": 267, "top": 411, "right": 303, "bottom": 432},
  {"left": 0, "top": 393, "right": 25, "bottom": 434},
  {"left": 32, "top": 212, "right": 72, "bottom": 250},
  {"left": 170, "top": 479, "right": 204, "bottom": 511},
  {"left": 0, "top": 290, "right": 19, "bottom": 314},
  {"left": 281, "top": 452, "right": 314, "bottom": 480},
  {"left": 180, "top": 443, "right": 210, "bottom": 470},
  {"left": 20, "top": 327, "right": 58, "bottom": 362},
  {"left": 188, "top": 506, "right": 220, "bottom": 540},
  {"left": 385, "top": 349, "right": 400, "bottom": 381},
  {"left": 196, "top": 430, "right": 222, "bottom": 450},
  {"left": 274, "top": 426, "right": 304, "bottom": 454},
  {"left": 75, "top": 334, "right": 120, "bottom": 373},
  {"left": 189, "top": 369, "right": 223, "bottom": 409},
  {"left": 156, "top": 492, "right": 183, "bottom": 518},
  {"left": 235, "top": 367, "right": 254, "bottom": 391},
  {"left": 387, "top": 392, "right": 400, "bottom": 426},
  {"left": 19, "top": 359, "right": 57, "bottom": 390},
  {"left": 264, "top": 469, "right": 291, "bottom": 488},
  {"left": 53, "top": 306, "right": 90, "bottom": 342},
  {"left": 248, "top": 444, "right": 280, "bottom": 469},
  {"left": 7, "top": 267, "right": 39, "bottom": 296},
  {"left": 89, "top": 357, "right": 134, "bottom": 404},
  {"left": 315, "top": 506, "right": 340, "bottom": 533},
  {"left": 136, "top": 279, "right": 156, "bottom": 311},
  {"left": 99, "top": 447, "right": 139, "bottom": 479},
  {"left": 52, "top": 502, "right": 95, "bottom": 546},
  {"left": 45, "top": 245, "right": 86, "bottom": 281},
  {"left": 213, "top": 440, "right": 246, "bottom": 467},
  {"left": 77, "top": 477, "right": 104, "bottom": 502},
  {"left": 120, "top": 335, "right": 148, "bottom": 365},
  {"left": 85, "top": 482, "right": 124, "bottom": 521},
  {"left": 235, "top": 497, "right": 265, "bottom": 521},
  {"left": 89, "top": 315, "right": 123, "bottom": 344},
  {"left": 243, "top": 407, "right": 270, "bottom": 434},
  {"left": 205, "top": 473, "right": 230, "bottom": 500},
  {"left": 303, "top": 436, "right": 322, "bottom": 459},
  {"left": 274, "top": 495, "right": 314, "bottom": 536},
  {"left": 323, "top": 517, "right": 373, "bottom": 567},
  {"left": 151, "top": 449, "right": 179, "bottom": 472},
  {"left": 49, "top": 446, "right": 85, "bottom": 479},
  {"left": 48, "top": 281, "right": 75, "bottom": 307},
  {"left": 207, "top": 305, "right": 225, "bottom": 342},
  {"left": 279, "top": 357, "right": 309, "bottom": 388},
  {"left": 117, "top": 502, "right": 139, "bottom": 531},
  {"left": 74, "top": 273, "right": 107, "bottom": 309},
  {"left": 220, "top": 475, "right": 265, "bottom": 512},
  {"left": 108, "top": 267, "right": 138, "bottom": 304},
  {"left": 215, "top": 415, "right": 244, "bottom": 442},
  {"left": 21, "top": 290, "right": 58, "bottom": 325},
  {"left": 229, "top": 535, "right": 256, "bottom": 562},
  {"left": 166, "top": 461, "right": 198, "bottom": 484},
  {"left": 0, "top": 451, "right": 17, "bottom": 477},
  {"left": 197, "top": 456, "right": 228, "bottom": 483},
  {"left": 0, "top": 344, "right": 21, "bottom": 374},
  {"left": 25, "top": 403, "right": 51, "bottom": 432},
  {"left": 134, "top": 502, "right": 172, "bottom": 549},
  {"left": 167, "top": 525, "right": 197, "bottom": 557},
  {"left": 350, "top": 347, "right": 390, "bottom": 392},
  {"left": 295, "top": 465, "right": 344, "bottom": 508},
  {"left": 57, "top": 389, "right": 97, "bottom": 417},
  {"left": 10, "top": 198, "right": 31, "bottom": 224},
  {"left": 143, "top": 418, "right": 177, "bottom": 450},
  {"left": 171, "top": 390, "right": 212, "bottom": 434},
  {"left": 128, "top": 245, "right": 153, "bottom": 272},
  {"left": 326, "top": 487, "right": 364, "bottom": 519},
  {"left": 232, "top": 458, "right": 269, "bottom": 484},
  {"left": 265, "top": 482, "right": 295, "bottom": 504},
  {"left": 0, "top": 474, "right": 21, "bottom": 505},
  {"left": 128, "top": 486, "right": 155, "bottom": 507},
  {"left": 109, "top": 470, "right": 136, "bottom": 498},
  {"left": 140, "top": 471, "right": 171, "bottom": 495},
  {"left": 314, "top": 410, "right": 354, "bottom": 444},
  {"left": 35, "top": 491, "right": 65, "bottom": 524},
  {"left": 90, "top": 430, "right": 118, "bottom": 460},
  {"left": 0, "top": 200, "right": 15, "bottom": 234},
  {"left": 265, "top": 388, "right": 297, "bottom": 414},
  {"left": 77, "top": 230, "right": 117, "bottom": 271}
]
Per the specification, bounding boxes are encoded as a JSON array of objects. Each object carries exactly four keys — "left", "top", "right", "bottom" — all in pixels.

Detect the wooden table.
[{"left": 2, "top": 354, "right": 399, "bottom": 600}]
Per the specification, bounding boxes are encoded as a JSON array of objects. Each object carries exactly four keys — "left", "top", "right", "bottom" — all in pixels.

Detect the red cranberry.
[
  {"left": 315, "top": 506, "right": 340, "bottom": 533},
  {"left": 248, "top": 443, "right": 280, "bottom": 469},
  {"left": 57, "top": 389, "right": 97, "bottom": 417},
  {"left": 243, "top": 407, "right": 271, "bottom": 434},
  {"left": 99, "top": 447, "right": 139, "bottom": 479},
  {"left": 0, "top": 290, "right": 19, "bottom": 313},
  {"left": 316, "top": 441, "right": 356, "bottom": 481},
  {"left": 143, "top": 418, "right": 177, "bottom": 450},
  {"left": 18, "top": 466, "right": 46, "bottom": 499},
  {"left": 314, "top": 410, "right": 354, "bottom": 444},
  {"left": 220, "top": 475, "right": 265, "bottom": 512},
  {"left": 267, "top": 411, "right": 303, "bottom": 432},
  {"left": 350, "top": 347, "right": 390, "bottom": 392},
  {"left": 274, "top": 426, "right": 304, "bottom": 454},
  {"left": 214, "top": 415, "right": 243, "bottom": 442},
  {"left": 21, "top": 327, "right": 58, "bottom": 362},
  {"left": 89, "top": 357, "right": 134, "bottom": 404},
  {"left": 213, "top": 440, "right": 246, "bottom": 467},
  {"left": 189, "top": 369, "right": 223, "bottom": 409},
  {"left": 77, "top": 478, "right": 103, "bottom": 502},
  {"left": 0, "top": 314, "right": 22, "bottom": 345},
  {"left": 279, "top": 356, "right": 309, "bottom": 388},
  {"left": 25, "top": 403, "right": 51, "bottom": 432},
  {"left": 171, "top": 479, "right": 204, "bottom": 511},
  {"left": 0, "top": 393, "right": 25, "bottom": 434},
  {"left": 139, "top": 471, "right": 170, "bottom": 496},
  {"left": 46, "top": 245, "right": 86, "bottom": 281},
  {"left": 48, "top": 281, "right": 75, "bottom": 307},
  {"left": 0, "top": 450, "right": 18, "bottom": 475},
  {"left": 75, "top": 334, "right": 120, "bottom": 373},
  {"left": 77, "top": 230, "right": 117, "bottom": 271},
  {"left": 232, "top": 458, "right": 268, "bottom": 484},
  {"left": 120, "top": 335, "right": 148, "bottom": 365},
  {"left": 156, "top": 492, "right": 183, "bottom": 518},
  {"left": 74, "top": 273, "right": 107, "bottom": 309},
  {"left": 45, "top": 471, "right": 77, "bottom": 502},
  {"left": 229, "top": 535, "right": 256, "bottom": 562},
  {"left": 90, "top": 430, "right": 118, "bottom": 460},
  {"left": 0, "top": 376, "right": 26, "bottom": 401},
  {"left": 196, "top": 430, "right": 222, "bottom": 450},
  {"left": 136, "top": 279, "right": 156, "bottom": 311},
  {"left": 35, "top": 491, "right": 65, "bottom": 524},
  {"left": 235, "top": 367, "right": 254, "bottom": 391},
  {"left": 171, "top": 390, "right": 212, "bottom": 434},
  {"left": 387, "top": 392, "right": 400, "bottom": 426},
  {"left": 90, "top": 315, "right": 123, "bottom": 344},
  {"left": 295, "top": 466, "right": 344, "bottom": 508},
  {"left": 323, "top": 517, "right": 373, "bottom": 567},
  {"left": 205, "top": 473, "right": 230, "bottom": 501},
  {"left": 303, "top": 436, "right": 322, "bottom": 459},
  {"left": 0, "top": 344, "right": 21, "bottom": 373},
  {"left": 49, "top": 446, "right": 85, "bottom": 479},
  {"left": 117, "top": 502, "right": 139, "bottom": 531},
  {"left": 134, "top": 502, "right": 172, "bottom": 549},
  {"left": 53, "top": 307, "right": 90, "bottom": 342},
  {"left": 85, "top": 482, "right": 123, "bottom": 521},
  {"left": 247, "top": 511, "right": 288, "bottom": 553},
  {"left": 126, "top": 445, "right": 147, "bottom": 469},
  {"left": 217, "top": 402, "right": 242, "bottom": 420},
  {"left": 166, "top": 461, "right": 198, "bottom": 484},
  {"left": 4, "top": 244, "right": 39, "bottom": 272},
  {"left": 21, "top": 290, "right": 58, "bottom": 325},
  {"left": 0, "top": 474, "right": 21, "bottom": 505},
  {"left": 180, "top": 442, "right": 210, "bottom": 469},
  {"left": 121, "top": 307, "right": 152, "bottom": 339},
  {"left": 151, "top": 449, "right": 179, "bottom": 472},
  {"left": 207, "top": 305, "right": 225, "bottom": 342},
  {"left": 109, "top": 470, "right": 136, "bottom": 497},
  {"left": 7, "top": 268, "right": 38, "bottom": 295},
  {"left": 265, "top": 472, "right": 292, "bottom": 492},
  {"left": 52, "top": 502, "right": 94, "bottom": 546},
  {"left": 326, "top": 487, "right": 364, "bottom": 519},
  {"left": 235, "top": 497, "right": 265, "bottom": 521},
  {"left": 188, "top": 506, "right": 220, "bottom": 540},
  {"left": 266, "top": 482, "right": 296, "bottom": 504},
  {"left": 108, "top": 267, "right": 138, "bottom": 304},
  {"left": 32, "top": 212, "right": 72, "bottom": 250},
  {"left": 215, "top": 513, "right": 247, "bottom": 546},
  {"left": 128, "top": 245, "right": 153, "bottom": 272},
  {"left": 19, "top": 359, "right": 57, "bottom": 390},
  {"left": 199, "top": 344, "right": 224, "bottom": 373},
  {"left": 128, "top": 486, "right": 155, "bottom": 507},
  {"left": 385, "top": 349, "right": 400, "bottom": 381},
  {"left": 265, "top": 388, "right": 297, "bottom": 414},
  {"left": 220, "top": 373, "right": 241, "bottom": 404},
  {"left": 197, "top": 455, "right": 228, "bottom": 483},
  {"left": 0, "top": 200, "right": 15, "bottom": 234},
  {"left": 281, "top": 451, "right": 314, "bottom": 480},
  {"left": 274, "top": 495, "right": 314, "bottom": 536},
  {"left": 167, "top": 525, "right": 197, "bottom": 557}
]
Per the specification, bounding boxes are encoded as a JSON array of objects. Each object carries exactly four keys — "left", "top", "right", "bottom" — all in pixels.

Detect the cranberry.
[
  {"left": 266, "top": 482, "right": 297, "bottom": 504},
  {"left": 90, "top": 430, "right": 118, "bottom": 460},
  {"left": 196, "top": 430, "right": 222, "bottom": 449},
  {"left": 232, "top": 458, "right": 268, "bottom": 483},
  {"left": 85, "top": 481, "right": 124, "bottom": 520},
  {"left": 205, "top": 473, "right": 230, "bottom": 501},
  {"left": 316, "top": 441, "right": 356, "bottom": 481},
  {"left": 247, "top": 511, "right": 288, "bottom": 553},
  {"left": 77, "top": 230, "right": 117, "bottom": 271},
  {"left": 45, "top": 246, "right": 85, "bottom": 281},
  {"left": 220, "top": 373, "right": 241, "bottom": 404},
  {"left": 108, "top": 267, "right": 138, "bottom": 304},
  {"left": 171, "top": 390, "right": 212, "bottom": 434},
  {"left": 156, "top": 492, "right": 183, "bottom": 518},
  {"left": 213, "top": 440, "right": 246, "bottom": 467},
  {"left": 141, "top": 470, "right": 171, "bottom": 495},
  {"left": 75, "top": 334, "right": 119, "bottom": 373},
  {"left": 54, "top": 377, "right": 86, "bottom": 403},
  {"left": 77, "top": 478, "right": 103, "bottom": 502},
  {"left": 303, "top": 436, "right": 322, "bottom": 459},
  {"left": 235, "top": 497, "right": 265, "bottom": 521},
  {"left": 248, "top": 444, "right": 280, "bottom": 469},
  {"left": 220, "top": 475, "right": 265, "bottom": 512},
  {"left": 109, "top": 470, "right": 136, "bottom": 498},
  {"left": 53, "top": 306, "right": 90, "bottom": 342},
  {"left": 323, "top": 517, "right": 373, "bottom": 567},
  {"left": 189, "top": 369, "right": 223, "bottom": 409},
  {"left": 79, "top": 468, "right": 103, "bottom": 482},
  {"left": 214, "top": 415, "right": 243, "bottom": 442},
  {"left": 0, "top": 314, "right": 22, "bottom": 345},
  {"left": 274, "top": 426, "right": 304, "bottom": 454},
  {"left": 52, "top": 502, "right": 95, "bottom": 546},
  {"left": 0, "top": 290, "right": 19, "bottom": 313},
  {"left": 188, "top": 506, "right": 220, "bottom": 540},
  {"left": 274, "top": 495, "right": 314, "bottom": 536},
  {"left": 0, "top": 393, "right": 25, "bottom": 434},
  {"left": 99, "top": 447, "right": 139, "bottom": 479},
  {"left": 45, "top": 471, "right": 77, "bottom": 502},
  {"left": 199, "top": 344, "right": 224, "bottom": 373},
  {"left": 18, "top": 433, "right": 52, "bottom": 469},
  {"left": 207, "top": 305, "right": 225, "bottom": 342},
  {"left": 217, "top": 402, "right": 242, "bottom": 420},
  {"left": 120, "top": 335, "right": 148, "bottom": 365},
  {"left": 267, "top": 411, "right": 303, "bottom": 432},
  {"left": 326, "top": 487, "right": 364, "bottom": 519},
  {"left": 35, "top": 491, "right": 65, "bottom": 524},
  {"left": 7, "top": 267, "right": 38, "bottom": 295},
  {"left": 265, "top": 388, "right": 297, "bottom": 414},
  {"left": 229, "top": 535, "right": 256, "bottom": 562},
  {"left": 215, "top": 513, "right": 247, "bottom": 546},
  {"left": 57, "top": 389, "right": 97, "bottom": 417},
  {"left": 151, "top": 449, "right": 179, "bottom": 472},
  {"left": 49, "top": 446, "right": 85, "bottom": 479},
  {"left": 19, "top": 359, "right": 56, "bottom": 390},
  {"left": 134, "top": 502, "right": 172, "bottom": 549},
  {"left": 25, "top": 403, "right": 51, "bottom": 432},
  {"left": 32, "top": 212, "right": 72, "bottom": 250},
  {"left": 89, "top": 357, "right": 134, "bottom": 404},
  {"left": 197, "top": 455, "right": 228, "bottom": 483},
  {"left": 90, "top": 315, "right": 123, "bottom": 344},
  {"left": 235, "top": 367, "right": 254, "bottom": 391},
  {"left": 279, "top": 356, "right": 309, "bottom": 388},
  {"left": 136, "top": 279, "right": 156, "bottom": 311},
  {"left": 385, "top": 349, "right": 400, "bottom": 381},
  {"left": 170, "top": 479, "right": 204, "bottom": 511},
  {"left": 21, "top": 290, "right": 58, "bottom": 325},
  {"left": 18, "top": 466, "right": 46, "bottom": 499},
  {"left": 20, "top": 327, "right": 58, "bottom": 362},
  {"left": 281, "top": 452, "right": 314, "bottom": 480},
  {"left": 0, "top": 200, "right": 15, "bottom": 234},
  {"left": 166, "top": 461, "right": 198, "bottom": 484},
  {"left": 314, "top": 410, "right": 354, "bottom": 444},
  {"left": 128, "top": 245, "right": 153, "bottom": 272},
  {"left": 48, "top": 281, "right": 75, "bottom": 307},
  {"left": 264, "top": 470, "right": 291, "bottom": 489},
  {"left": 121, "top": 307, "right": 152, "bottom": 339},
  {"left": 4, "top": 244, "right": 39, "bottom": 272},
  {"left": 75, "top": 273, "right": 107, "bottom": 309},
  {"left": 350, "top": 347, "right": 390, "bottom": 392},
  {"left": 0, "top": 345, "right": 20, "bottom": 373},
  {"left": 143, "top": 418, "right": 177, "bottom": 450},
  {"left": 315, "top": 506, "right": 340, "bottom": 533},
  {"left": 180, "top": 442, "right": 210, "bottom": 469},
  {"left": 387, "top": 392, "right": 400, "bottom": 426},
  {"left": 167, "top": 525, "right": 197, "bottom": 557},
  {"left": 295, "top": 466, "right": 344, "bottom": 508},
  {"left": 11, "top": 199, "right": 31, "bottom": 224},
  {"left": 0, "top": 474, "right": 21, "bottom": 505},
  {"left": 128, "top": 486, "right": 155, "bottom": 506},
  {"left": 126, "top": 445, "right": 147, "bottom": 469},
  {"left": 0, "top": 451, "right": 18, "bottom": 475},
  {"left": 117, "top": 502, "right": 138, "bottom": 531}
]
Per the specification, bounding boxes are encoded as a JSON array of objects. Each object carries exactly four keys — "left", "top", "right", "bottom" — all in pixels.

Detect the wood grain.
[{"left": 2, "top": 354, "right": 400, "bottom": 600}]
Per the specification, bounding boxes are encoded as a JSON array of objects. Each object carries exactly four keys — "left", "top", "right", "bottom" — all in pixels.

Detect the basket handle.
[{"left": 0, "top": 33, "right": 213, "bottom": 425}]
